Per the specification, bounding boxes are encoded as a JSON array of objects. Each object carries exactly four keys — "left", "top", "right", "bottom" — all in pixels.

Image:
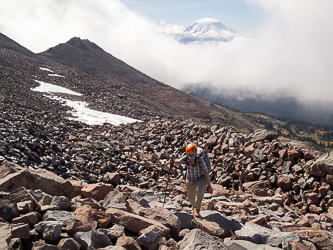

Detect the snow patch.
[
  {"left": 31, "top": 80, "right": 141, "bottom": 126},
  {"left": 39, "top": 67, "right": 54, "bottom": 73},
  {"left": 32, "top": 80, "right": 82, "bottom": 96},
  {"left": 48, "top": 74, "right": 65, "bottom": 78},
  {"left": 44, "top": 95, "right": 140, "bottom": 126}
]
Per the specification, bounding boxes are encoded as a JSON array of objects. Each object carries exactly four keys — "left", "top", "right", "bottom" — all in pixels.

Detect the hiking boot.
[{"left": 193, "top": 210, "right": 201, "bottom": 218}]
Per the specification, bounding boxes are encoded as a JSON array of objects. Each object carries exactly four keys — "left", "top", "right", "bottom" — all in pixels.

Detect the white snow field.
[{"left": 31, "top": 79, "right": 141, "bottom": 126}]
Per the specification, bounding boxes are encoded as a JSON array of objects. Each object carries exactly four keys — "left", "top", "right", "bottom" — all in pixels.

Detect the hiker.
[{"left": 167, "top": 143, "right": 213, "bottom": 217}]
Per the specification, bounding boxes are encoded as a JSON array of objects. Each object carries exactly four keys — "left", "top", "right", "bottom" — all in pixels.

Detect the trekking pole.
[{"left": 163, "top": 159, "right": 172, "bottom": 207}]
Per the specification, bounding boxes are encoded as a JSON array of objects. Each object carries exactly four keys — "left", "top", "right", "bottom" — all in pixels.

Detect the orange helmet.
[{"left": 186, "top": 143, "right": 197, "bottom": 155}]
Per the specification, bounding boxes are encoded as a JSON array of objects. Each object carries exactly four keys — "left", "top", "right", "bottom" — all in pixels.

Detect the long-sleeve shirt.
[{"left": 179, "top": 155, "right": 210, "bottom": 184}]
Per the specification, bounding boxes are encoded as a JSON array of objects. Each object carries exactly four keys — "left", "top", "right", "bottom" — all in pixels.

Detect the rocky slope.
[
  {"left": 1, "top": 97, "right": 333, "bottom": 249},
  {"left": 1, "top": 32, "right": 257, "bottom": 130},
  {"left": 1, "top": 31, "right": 333, "bottom": 250}
]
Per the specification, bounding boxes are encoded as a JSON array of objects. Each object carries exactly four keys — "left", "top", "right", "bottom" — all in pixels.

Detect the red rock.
[
  {"left": 279, "top": 148, "right": 288, "bottom": 159},
  {"left": 93, "top": 209, "right": 111, "bottom": 228},
  {"left": 116, "top": 236, "right": 142, "bottom": 250},
  {"left": 65, "top": 221, "right": 93, "bottom": 234},
  {"left": 105, "top": 172, "right": 121, "bottom": 185},
  {"left": 211, "top": 184, "right": 228, "bottom": 197},
  {"left": 80, "top": 183, "right": 114, "bottom": 201},
  {"left": 250, "top": 216, "right": 270, "bottom": 228},
  {"left": 11, "top": 212, "right": 39, "bottom": 226},
  {"left": 74, "top": 205, "right": 96, "bottom": 230},
  {"left": 277, "top": 175, "right": 292, "bottom": 190},
  {"left": 304, "top": 192, "right": 321, "bottom": 205},
  {"left": 288, "top": 240, "right": 312, "bottom": 250},
  {"left": 287, "top": 148, "right": 301, "bottom": 161},
  {"left": 68, "top": 135, "right": 78, "bottom": 141},
  {"left": 106, "top": 207, "right": 170, "bottom": 236},
  {"left": 244, "top": 143, "right": 255, "bottom": 158}
]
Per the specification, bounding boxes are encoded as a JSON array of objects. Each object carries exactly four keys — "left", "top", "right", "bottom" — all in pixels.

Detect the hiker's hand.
[{"left": 207, "top": 186, "right": 213, "bottom": 194}]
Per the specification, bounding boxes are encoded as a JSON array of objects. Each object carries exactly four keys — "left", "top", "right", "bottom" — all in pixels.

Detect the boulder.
[
  {"left": 116, "top": 236, "right": 141, "bottom": 250},
  {"left": 242, "top": 180, "right": 271, "bottom": 195},
  {"left": 306, "top": 151, "right": 333, "bottom": 177},
  {"left": 211, "top": 184, "right": 228, "bottom": 197},
  {"left": 178, "top": 229, "right": 227, "bottom": 250},
  {"left": 98, "top": 224, "right": 126, "bottom": 241},
  {"left": 11, "top": 223, "right": 30, "bottom": 239},
  {"left": 277, "top": 175, "right": 293, "bottom": 190},
  {"left": 57, "top": 238, "right": 81, "bottom": 250},
  {"left": 0, "top": 202, "right": 19, "bottom": 221},
  {"left": 250, "top": 129, "right": 278, "bottom": 143},
  {"left": 106, "top": 207, "right": 170, "bottom": 236},
  {"left": 12, "top": 212, "right": 39, "bottom": 226},
  {"left": 74, "top": 205, "right": 96, "bottom": 230},
  {"left": 4, "top": 186, "right": 39, "bottom": 211},
  {"left": 283, "top": 227, "right": 333, "bottom": 250},
  {"left": 234, "top": 222, "right": 302, "bottom": 248},
  {"left": 34, "top": 221, "right": 63, "bottom": 242},
  {"left": 81, "top": 183, "right": 114, "bottom": 201},
  {"left": 43, "top": 210, "right": 75, "bottom": 226},
  {"left": 74, "top": 230, "right": 113, "bottom": 250},
  {"left": 224, "top": 239, "right": 282, "bottom": 250},
  {"left": 0, "top": 165, "right": 76, "bottom": 198},
  {"left": 49, "top": 196, "right": 73, "bottom": 210},
  {"left": 173, "top": 211, "right": 194, "bottom": 229},
  {"left": 137, "top": 226, "right": 163, "bottom": 246},
  {"left": 191, "top": 210, "right": 242, "bottom": 238},
  {"left": 138, "top": 206, "right": 181, "bottom": 238}
]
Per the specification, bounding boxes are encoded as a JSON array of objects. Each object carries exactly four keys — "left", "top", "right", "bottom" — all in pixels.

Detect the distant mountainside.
[
  {"left": 164, "top": 18, "right": 240, "bottom": 44},
  {"left": 0, "top": 32, "right": 259, "bottom": 130},
  {"left": 182, "top": 84, "right": 333, "bottom": 125}
]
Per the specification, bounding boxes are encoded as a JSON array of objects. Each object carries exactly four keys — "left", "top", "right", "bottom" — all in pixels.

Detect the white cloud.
[{"left": 1, "top": 0, "right": 333, "bottom": 104}]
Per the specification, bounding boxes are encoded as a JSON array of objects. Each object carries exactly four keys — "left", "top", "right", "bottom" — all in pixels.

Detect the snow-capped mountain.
[{"left": 163, "top": 18, "right": 240, "bottom": 44}]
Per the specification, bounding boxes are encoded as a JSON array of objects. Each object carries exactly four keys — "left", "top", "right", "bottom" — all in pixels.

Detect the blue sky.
[
  {"left": 0, "top": 0, "right": 333, "bottom": 104},
  {"left": 122, "top": 0, "right": 265, "bottom": 34}
]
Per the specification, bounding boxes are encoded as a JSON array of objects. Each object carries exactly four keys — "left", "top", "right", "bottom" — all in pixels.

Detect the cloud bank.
[{"left": 1, "top": 0, "right": 333, "bottom": 104}]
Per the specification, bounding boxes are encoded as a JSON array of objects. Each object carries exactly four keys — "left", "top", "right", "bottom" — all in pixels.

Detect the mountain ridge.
[{"left": 0, "top": 32, "right": 258, "bottom": 131}]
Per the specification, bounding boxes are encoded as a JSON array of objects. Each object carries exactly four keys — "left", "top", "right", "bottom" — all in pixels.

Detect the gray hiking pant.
[{"left": 186, "top": 176, "right": 207, "bottom": 213}]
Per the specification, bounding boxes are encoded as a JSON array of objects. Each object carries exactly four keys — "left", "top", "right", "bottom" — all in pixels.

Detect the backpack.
[{"left": 196, "top": 146, "right": 211, "bottom": 172}]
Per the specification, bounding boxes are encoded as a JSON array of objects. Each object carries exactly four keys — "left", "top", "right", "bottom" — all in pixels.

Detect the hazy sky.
[
  {"left": 121, "top": 0, "right": 265, "bottom": 34},
  {"left": 1, "top": 0, "right": 333, "bottom": 104}
]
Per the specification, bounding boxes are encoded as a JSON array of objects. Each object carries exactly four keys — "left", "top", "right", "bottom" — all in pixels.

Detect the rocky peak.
[{"left": 66, "top": 37, "right": 105, "bottom": 53}]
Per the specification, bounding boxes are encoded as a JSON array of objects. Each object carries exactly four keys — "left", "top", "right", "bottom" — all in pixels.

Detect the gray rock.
[
  {"left": 201, "top": 210, "right": 242, "bottom": 232},
  {"left": 57, "top": 238, "right": 81, "bottom": 250},
  {"left": 103, "top": 190, "right": 126, "bottom": 209},
  {"left": 234, "top": 222, "right": 302, "bottom": 248},
  {"left": 250, "top": 129, "right": 278, "bottom": 143},
  {"left": 136, "top": 229, "right": 162, "bottom": 246},
  {"left": 0, "top": 202, "right": 19, "bottom": 221},
  {"left": 178, "top": 229, "right": 227, "bottom": 250},
  {"left": 138, "top": 206, "right": 181, "bottom": 238},
  {"left": 74, "top": 230, "right": 113, "bottom": 250},
  {"left": 307, "top": 151, "right": 333, "bottom": 177},
  {"left": 50, "top": 196, "right": 73, "bottom": 210},
  {"left": 224, "top": 239, "right": 282, "bottom": 250},
  {"left": 8, "top": 238, "right": 23, "bottom": 250},
  {"left": 34, "top": 221, "right": 63, "bottom": 242},
  {"left": 43, "top": 210, "right": 75, "bottom": 225},
  {"left": 173, "top": 211, "right": 194, "bottom": 229},
  {"left": 11, "top": 223, "right": 30, "bottom": 240},
  {"left": 98, "top": 224, "right": 125, "bottom": 241}
]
